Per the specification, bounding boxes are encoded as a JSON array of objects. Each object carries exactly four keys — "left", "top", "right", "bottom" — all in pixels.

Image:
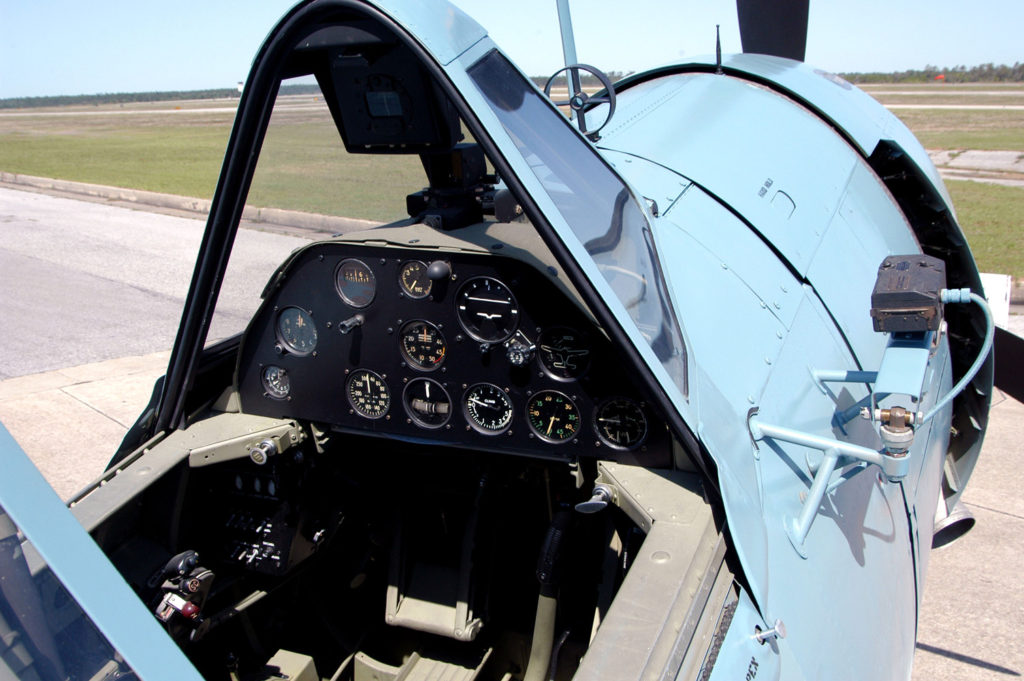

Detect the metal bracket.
[
  {"left": 810, "top": 369, "right": 877, "bottom": 395},
  {"left": 748, "top": 414, "right": 910, "bottom": 558}
]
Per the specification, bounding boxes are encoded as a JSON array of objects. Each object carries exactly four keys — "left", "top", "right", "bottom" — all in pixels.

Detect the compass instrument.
[{"left": 336, "top": 258, "right": 376, "bottom": 308}]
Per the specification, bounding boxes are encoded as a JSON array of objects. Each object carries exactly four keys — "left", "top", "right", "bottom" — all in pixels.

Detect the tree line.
[
  {"left": 4, "top": 63, "right": 1022, "bottom": 110},
  {"left": 531, "top": 64, "right": 1024, "bottom": 87},
  {"left": 842, "top": 62, "right": 1024, "bottom": 84},
  {"left": 0, "top": 83, "right": 321, "bottom": 110}
]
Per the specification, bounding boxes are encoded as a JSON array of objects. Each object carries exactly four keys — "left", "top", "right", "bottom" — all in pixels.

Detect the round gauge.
[
  {"left": 346, "top": 369, "right": 391, "bottom": 419},
  {"left": 261, "top": 365, "right": 290, "bottom": 399},
  {"left": 594, "top": 398, "right": 648, "bottom": 450},
  {"left": 537, "top": 328, "right": 591, "bottom": 380},
  {"left": 456, "top": 277, "right": 520, "bottom": 343},
  {"left": 464, "top": 383, "right": 514, "bottom": 435},
  {"left": 403, "top": 378, "right": 452, "bottom": 429},
  {"left": 276, "top": 306, "right": 318, "bottom": 355},
  {"left": 335, "top": 258, "right": 376, "bottom": 308},
  {"left": 526, "top": 391, "right": 581, "bottom": 443},
  {"left": 399, "top": 320, "right": 447, "bottom": 371},
  {"left": 399, "top": 260, "right": 432, "bottom": 299}
]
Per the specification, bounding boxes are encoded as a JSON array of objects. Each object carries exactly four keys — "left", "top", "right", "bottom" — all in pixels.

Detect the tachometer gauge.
[
  {"left": 526, "top": 390, "right": 580, "bottom": 443},
  {"left": 403, "top": 378, "right": 451, "bottom": 428},
  {"left": 594, "top": 398, "right": 647, "bottom": 450},
  {"left": 456, "top": 277, "right": 519, "bottom": 343},
  {"left": 399, "top": 320, "right": 447, "bottom": 370},
  {"left": 276, "top": 307, "right": 318, "bottom": 355},
  {"left": 399, "top": 260, "right": 432, "bottom": 299},
  {"left": 346, "top": 369, "right": 390, "bottom": 419},
  {"left": 464, "top": 383, "right": 514, "bottom": 435},
  {"left": 261, "top": 365, "right": 290, "bottom": 399},
  {"left": 335, "top": 258, "right": 376, "bottom": 308},
  {"left": 537, "top": 327, "right": 590, "bottom": 380}
]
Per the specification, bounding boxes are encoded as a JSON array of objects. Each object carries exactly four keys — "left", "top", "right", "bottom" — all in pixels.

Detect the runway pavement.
[
  {"left": 0, "top": 185, "right": 315, "bottom": 378},
  {"left": 0, "top": 186, "right": 1021, "bottom": 679}
]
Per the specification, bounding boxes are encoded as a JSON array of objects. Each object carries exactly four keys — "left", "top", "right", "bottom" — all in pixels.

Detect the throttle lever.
[{"left": 575, "top": 485, "right": 613, "bottom": 514}]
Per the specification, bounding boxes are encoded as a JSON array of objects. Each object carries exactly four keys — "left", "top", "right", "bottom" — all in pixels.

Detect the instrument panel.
[{"left": 236, "top": 242, "right": 666, "bottom": 461}]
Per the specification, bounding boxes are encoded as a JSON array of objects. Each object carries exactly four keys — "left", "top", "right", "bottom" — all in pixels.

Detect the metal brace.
[{"left": 748, "top": 413, "right": 911, "bottom": 558}]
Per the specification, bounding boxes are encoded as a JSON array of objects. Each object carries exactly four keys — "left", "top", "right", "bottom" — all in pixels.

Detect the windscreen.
[
  {"left": 467, "top": 51, "right": 688, "bottom": 395},
  {"left": 206, "top": 78, "right": 426, "bottom": 345},
  {"left": 0, "top": 509, "right": 139, "bottom": 681}
]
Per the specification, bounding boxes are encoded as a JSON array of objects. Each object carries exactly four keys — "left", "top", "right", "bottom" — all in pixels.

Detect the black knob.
[{"left": 427, "top": 260, "right": 451, "bottom": 281}]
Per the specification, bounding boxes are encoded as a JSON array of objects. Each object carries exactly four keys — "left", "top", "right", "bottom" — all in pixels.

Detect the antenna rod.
[
  {"left": 555, "top": 0, "right": 582, "bottom": 120},
  {"left": 715, "top": 24, "right": 723, "bottom": 74},
  {"left": 556, "top": 0, "right": 579, "bottom": 66}
]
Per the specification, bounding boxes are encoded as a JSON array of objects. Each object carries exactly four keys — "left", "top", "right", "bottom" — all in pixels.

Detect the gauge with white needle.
[
  {"left": 594, "top": 397, "right": 647, "bottom": 449},
  {"left": 261, "top": 365, "right": 291, "bottom": 399},
  {"left": 463, "top": 383, "right": 514, "bottom": 434},
  {"left": 346, "top": 369, "right": 390, "bottom": 419}
]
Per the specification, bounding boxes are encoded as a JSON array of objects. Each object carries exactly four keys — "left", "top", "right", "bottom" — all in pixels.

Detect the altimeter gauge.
[
  {"left": 594, "top": 398, "right": 647, "bottom": 449},
  {"left": 526, "top": 390, "right": 580, "bottom": 443},
  {"left": 464, "top": 383, "right": 514, "bottom": 434},
  {"left": 346, "top": 369, "right": 390, "bottom": 419}
]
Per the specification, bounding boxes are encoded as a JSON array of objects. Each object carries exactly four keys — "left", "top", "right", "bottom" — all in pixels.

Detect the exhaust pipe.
[{"left": 932, "top": 498, "right": 976, "bottom": 548}]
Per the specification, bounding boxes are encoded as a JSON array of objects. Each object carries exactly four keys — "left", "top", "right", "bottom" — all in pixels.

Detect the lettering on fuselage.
[{"left": 746, "top": 656, "right": 759, "bottom": 681}]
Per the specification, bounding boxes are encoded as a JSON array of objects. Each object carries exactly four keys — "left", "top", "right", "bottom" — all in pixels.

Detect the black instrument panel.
[{"left": 236, "top": 242, "right": 666, "bottom": 461}]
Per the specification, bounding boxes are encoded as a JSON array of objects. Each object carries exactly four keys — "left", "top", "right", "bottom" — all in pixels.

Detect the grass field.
[
  {"left": 890, "top": 109, "right": 1024, "bottom": 151},
  {"left": 947, "top": 180, "right": 1024, "bottom": 277},
  {"left": 861, "top": 83, "right": 1024, "bottom": 151},
  {"left": 1, "top": 90, "right": 1021, "bottom": 276},
  {"left": 251, "top": 102, "right": 425, "bottom": 220},
  {"left": 0, "top": 103, "right": 236, "bottom": 199}
]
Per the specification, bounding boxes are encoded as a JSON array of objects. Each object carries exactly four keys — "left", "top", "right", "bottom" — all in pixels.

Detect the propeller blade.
[
  {"left": 994, "top": 326, "right": 1024, "bottom": 403},
  {"left": 735, "top": 0, "right": 809, "bottom": 62}
]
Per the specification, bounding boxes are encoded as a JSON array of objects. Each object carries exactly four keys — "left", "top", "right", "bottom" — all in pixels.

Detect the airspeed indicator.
[{"left": 347, "top": 369, "right": 390, "bottom": 419}]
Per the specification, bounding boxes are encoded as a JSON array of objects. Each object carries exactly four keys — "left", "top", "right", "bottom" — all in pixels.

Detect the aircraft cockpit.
[{"left": 65, "top": 6, "right": 719, "bottom": 681}]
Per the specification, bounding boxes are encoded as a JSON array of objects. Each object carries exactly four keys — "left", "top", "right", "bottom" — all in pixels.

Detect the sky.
[{"left": 1, "top": 0, "right": 1022, "bottom": 99}]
